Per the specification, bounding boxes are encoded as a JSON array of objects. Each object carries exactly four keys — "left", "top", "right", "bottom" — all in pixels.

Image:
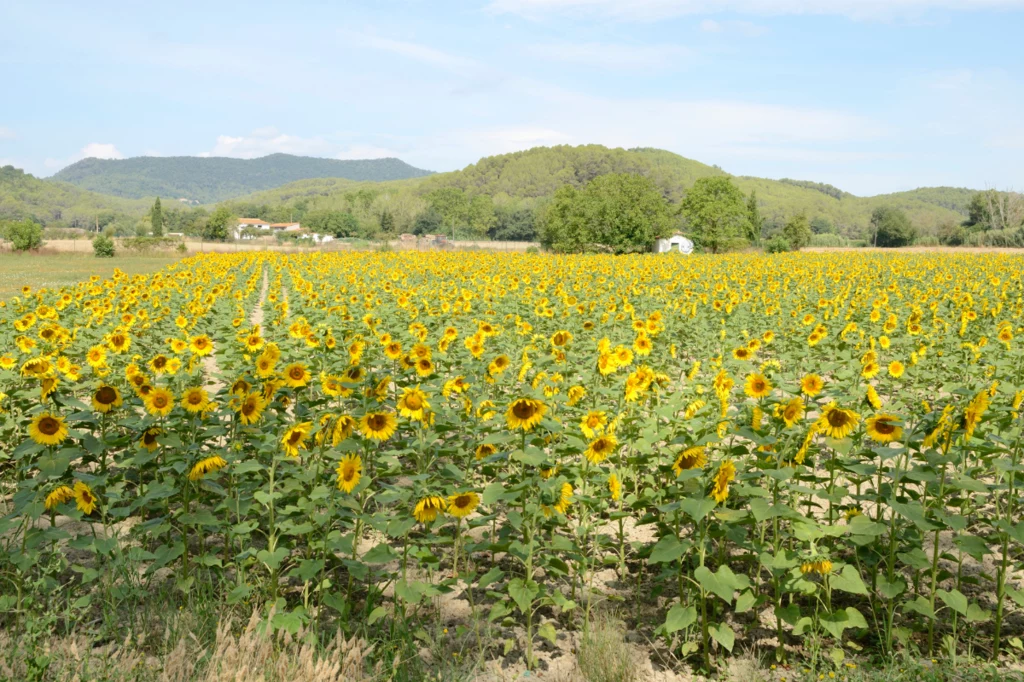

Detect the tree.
[
  {"left": 150, "top": 197, "right": 164, "bottom": 237},
  {"left": 466, "top": 195, "right": 497, "bottom": 237},
  {"left": 871, "top": 206, "right": 916, "bottom": 247},
  {"left": 427, "top": 188, "right": 470, "bottom": 239},
  {"left": 489, "top": 205, "right": 536, "bottom": 241},
  {"left": 538, "top": 173, "right": 673, "bottom": 254},
  {"left": 746, "top": 191, "right": 764, "bottom": 245},
  {"left": 782, "top": 214, "right": 812, "bottom": 250},
  {"left": 981, "top": 189, "right": 1024, "bottom": 232},
  {"left": 305, "top": 209, "right": 360, "bottom": 238},
  {"left": 1, "top": 219, "right": 44, "bottom": 251},
  {"left": 412, "top": 207, "right": 444, "bottom": 236},
  {"left": 680, "top": 177, "right": 749, "bottom": 253},
  {"left": 93, "top": 234, "right": 115, "bottom": 258},
  {"left": 810, "top": 216, "right": 834, "bottom": 234},
  {"left": 204, "top": 207, "right": 234, "bottom": 241},
  {"left": 380, "top": 209, "right": 395, "bottom": 234}
]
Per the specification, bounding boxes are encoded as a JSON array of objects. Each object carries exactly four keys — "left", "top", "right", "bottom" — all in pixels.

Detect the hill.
[
  {"left": 0, "top": 165, "right": 149, "bottom": 228},
  {"left": 237, "top": 145, "right": 972, "bottom": 238},
  {"left": 50, "top": 153, "right": 434, "bottom": 204}
]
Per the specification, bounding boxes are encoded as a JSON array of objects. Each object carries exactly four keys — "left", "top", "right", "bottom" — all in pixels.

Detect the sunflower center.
[
  {"left": 753, "top": 380, "right": 765, "bottom": 392},
  {"left": 143, "top": 431, "right": 157, "bottom": 445},
  {"left": 405, "top": 394, "right": 422, "bottom": 410},
  {"left": 38, "top": 417, "right": 60, "bottom": 435},
  {"left": 95, "top": 387, "right": 117, "bottom": 404},
  {"left": 513, "top": 402, "right": 536, "bottom": 419},
  {"left": 288, "top": 432, "right": 302, "bottom": 445},
  {"left": 874, "top": 420, "right": 897, "bottom": 435},
  {"left": 368, "top": 414, "right": 388, "bottom": 430},
  {"left": 827, "top": 410, "right": 849, "bottom": 428},
  {"left": 454, "top": 494, "right": 472, "bottom": 508}
]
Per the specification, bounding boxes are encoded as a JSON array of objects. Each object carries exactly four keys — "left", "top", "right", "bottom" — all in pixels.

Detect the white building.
[
  {"left": 270, "top": 222, "right": 302, "bottom": 232},
  {"left": 655, "top": 234, "right": 695, "bottom": 254},
  {"left": 235, "top": 218, "right": 270, "bottom": 240}
]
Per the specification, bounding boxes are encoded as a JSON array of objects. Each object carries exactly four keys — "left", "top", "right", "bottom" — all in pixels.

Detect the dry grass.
[
  {"left": 0, "top": 251, "right": 179, "bottom": 299},
  {"left": 576, "top": 616, "right": 640, "bottom": 682}
]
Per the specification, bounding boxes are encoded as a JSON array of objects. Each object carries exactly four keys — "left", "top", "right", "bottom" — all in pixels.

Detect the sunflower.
[
  {"left": 673, "top": 446, "right": 707, "bottom": 476},
  {"left": 384, "top": 341, "right": 403, "bottom": 360},
  {"left": 180, "top": 387, "right": 210, "bottom": 414},
  {"left": 506, "top": 398, "right": 547, "bottom": 431},
  {"left": 237, "top": 392, "right": 267, "bottom": 425},
  {"left": 140, "top": 426, "right": 163, "bottom": 451},
  {"left": 39, "top": 376, "right": 59, "bottom": 400},
  {"left": 283, "top": 362, "right": 311, "bottom": 388},
  {"left": 800, "top": 559, "right": 833, "bottom": 576},
  {"left": 448, "top": 492, "right": 480, "bottom": 518},
  {"left": 189, "top": 334, "right": 214, "bottom": 357},
  {"left": 86, "top": 345, "right": 107, "bottom": 368},
  {"left": 580, "top": 410, "right": 607, "bottom": 438},
  {"left": 108, "top": 332, "right": 131, "bottom": 354},
  {"left": 800, "top": 373, "right": 824, "bottom": 397},
  {"left": 45, "top": 485, "right": 75, "bottom": 511},
  {"left": 865, "top": 413, "right": 903, "bottom": 443},
  {"left": 415, "top": 358, "right": 435, "bottom": 377},
  {"left": 608, "top": 473, "right": 622, "bottom": 501},
  {"left": 889, "top": 361, "right": 905, "bottom": 378},
  {"left": 336, "top": 453, "right": 362, "bottom": 493},
  {"left": 819, "top": 403, "right": 860, "bottom": 439},
  {"left": 744, "top": 373, "right": 772, "bottom": 399},
  {"left": 732, "top": 347, "right": 752, "bottom": 361},
  {"left": 359, "top": 411, "right": 398, "bottom": 441},
  {"left": 255, "top": 353, "right": 277, "bottom": 378},
  {"left": 584, "top": 434, "right": 618, "bottom": 464},
  {"left": 281, "top": 422, "right": 312, "bottom": 456},
  {"left": 413, "top": 495, "right": 447, "bottom": 523},
  {"left": 244, "top": 333, "right": 264, "bottom": 353},
  {"left": 321, "top": 373, "right": 350, "bottom": 398},
  {"left": 29, "top": 412, "right": 68, "bottom": 446},
  {"left": 91, "top": 385, "right": 122, "bottom": 413},
  {"left": 188, "top": 455, "right": 228, "bottom": 480},
  {"left": 553, "top": 482, "right": 573, "bottom": 515},
  {"left": 170, "top": 338, "right": 188, "bottom": 354},
  {"left": 710, "top": 459, "right": 736, "bottom": 504},
  {"left": 144, "top": 388, "right": 175, "bottom": 417},
  {"left": 567, "top": 385, "right": 585, "bottom": 406},
  {"left": 397, "top": 387, "right": 431, "bottom": 422},
  {"left": 149, "top": 354, "right": 169, "bottom": 375},
  {"left": 475, "top": 443, "right": 497, "bottom": 460},
  {"left": 780, "top": 397, "right": 805, "bottom": 428},
  {"left": 866, "top": 386, "right": 882, "bottom": 410},
  {"left": 73, "top": 481, "right": 98, "bottom": 515}
]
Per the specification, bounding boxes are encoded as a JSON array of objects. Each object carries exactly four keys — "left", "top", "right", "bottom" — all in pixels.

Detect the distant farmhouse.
[{"left": 233, "top": 218, "right": 334, "bottom": 243}]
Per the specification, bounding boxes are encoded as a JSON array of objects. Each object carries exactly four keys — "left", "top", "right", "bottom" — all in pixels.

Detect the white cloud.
[
  {"left": 489, "top": 0, "right": 1024, "bottom": 21},
  {"left": 0, "top": 127, "right": 14, "bottom": 139},
  {"left": 526, "top": 42, "right": 692, "bottom": 69},
  {"left": 43, "top": 142, "right": 124, "bottom": 172},
  {"left": 197, "top": 129, "right": 405, "bottom": 161},
  {"left": 335, "top": 145, "right": 401, "bottom": 160}
]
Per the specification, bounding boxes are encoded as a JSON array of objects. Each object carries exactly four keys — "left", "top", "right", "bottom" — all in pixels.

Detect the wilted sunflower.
[
  {"left": 45, "top": 485, "right": 75, "bottom": 511},
  {"left": 475, "top": 443, "right": 497, "bottom": 460},
  {"left": 506, "top": 398, "right": 547, "bottom": 431},
  {"left": 29, "top": 412, "right": 68, "bottom": 446},
  {"left": 584, "top": 433, "right": 618, "bottom": 464},
  {"left": 819, "top": 403, "right": 860, "bottom": 439},
  {"left": 73, "top": 481, "right": 98, "bottom": 515},
  {"left": 673, "top": 446, "right": 707, "bottom": 476},
  {"left": 283, "top": 362, "right": 311, "bottom": 388},
  {"left": 448, "top": 492, "right": 480, "bottom": 518},
  {"left": 413, "top": 495, "right": 447, "bottom": 523},
  {"left": 781, "top": 397, "right": 805, "bottom": 428},
  {"left": 336, "top": 453, "right": 362, "bottom": 493},
  {"left": 800, "top": 559, "right": 833, "bottom": 576},
  {"left": 359, "top": 411, "right": 398, "bottom": 441},
  {"left": 140, "top": 426, "right": 163, "bottom": 451},
  {"left": 91, "top": 385, "right": 122, "bottom": 413},
  {"left": 608, "top": 473, "right": 622, "bottom": 501},
  {"left": 189, "top": 334, "right": 214, "bottom": 357},
  {"left": 710, "top": 459, "right": 736, "bottom": 503},
  {"left": 144, "top": 388, "right": 175, "bottom": 417},
  {"left": 744, "top": 373, "right": 772, "bottom": 399},
  {"left": 188, "top": 455, "right": 227, "bottom": 480},
  {"left": 181, "top": 387, "right": 210, "bottom": 414},
  {"left": 865, "top": 413, "right": 903, "bottom": 443},
  {"left": 397, "top": 387, "right": 431, "bottom": 422},
  {"left": 281, "top": 422, "right": 312, "bottom": 456}
]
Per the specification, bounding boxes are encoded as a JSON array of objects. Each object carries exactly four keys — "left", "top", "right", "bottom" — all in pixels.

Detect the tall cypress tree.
[
  {"left": 746, "top": 191, "right": 763, "bottom": 246},
  {"left": 151, "top": 197, "right": 164, "bottom": 237}
]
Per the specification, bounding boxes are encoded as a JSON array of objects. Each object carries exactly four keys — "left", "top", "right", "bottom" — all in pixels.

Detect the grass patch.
[{"left": 0, "top": 251, "right": 179, "bottom": 299}]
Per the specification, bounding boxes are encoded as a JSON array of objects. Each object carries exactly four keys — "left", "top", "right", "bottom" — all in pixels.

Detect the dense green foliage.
[
  {"left": 150, "top": 197, "right": 164, "bottom": 237},
  {"left": 304, "top": 209, "right": 363, "bottom": 238},
  {"left": 92, "top": 234, "right": 115, "bottom": 257},
  {"left": 680, "top": 177, "right": 750, "bottom": 253},
  {"left": 51, "top": 154, "right": 434, "bottom": 204},
  {"left": 782, "top": 213, "right": 813, "bottom": 250},
  {"left": 0, "top": 165, "right": 149, "bottom": 228},
  {"left": 1, "top": 219, "right": 44, "bottom": 251},
  {"left": 764, "top": 234, "right": 791, "bottom": 253},
  {"left": 203, "top": 207, "right": 234, "bottom": 241},
  {"left": 777, "top": 178, "right": 850, "bottom": 200},
  {"left": 539, "top": 173, "right": 674, "bottom": 253},
  {"left": 871, "top": 206, "right": 917, "bottom": 247}
]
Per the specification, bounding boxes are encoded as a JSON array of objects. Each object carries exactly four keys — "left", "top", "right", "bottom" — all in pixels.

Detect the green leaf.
[
  {"left": 257, "top": 547, "right": 288, "bottom": 570},
  {"left": 478, "top": 566, "right": 504, "bottom": 590},
  {"left": 735, "top": 590, "right": 756, "bottom": 614},
  {"left": 362, "top": 543, "right": 397, "bottom": 565},
  {"left": 937, "top": 589, "right": 968, "bottom": 616},
  {"left": 537, "top": 622, "right": 557, "bottom": 645},
  {"left": 776, "top": 604, "right": 801, "bottom": 626},
  {"left": 876, "top": 576, "right": 906, "bottom": 600},
  {"left": 965, "top": 603, "right": 991, "bottom": 623},
  {"left": 708, "top": 623, "right": 735, "bottom": 652},
  {"left": 508, "top": 578, "right": 538, "bottom": 614},
  {"left": 649, "top": 535, "right": 687, "bottom": 564},
  {"left": 904, "top": 596, "right": 934, "bottom": 620},
  {"left": 819, "top": 607, "right": 867, "bottom": 640},
  {"left": 831, "top": 564, "right": 868, "bottom": 596},
  {"left": 482, "top": 481, "right": 505, "bottom": 505},
  {"left": 680, "top": 497, "right": 717, "bottom": 522},
  {"left": 695, "top": 565, "right": 737, "bottom": 604},
  {"left": 368, "top": 606, "right": 388, "bottom": 625},
  {"left": 664, "top": 603, "right": 697, "bottom": 634}
]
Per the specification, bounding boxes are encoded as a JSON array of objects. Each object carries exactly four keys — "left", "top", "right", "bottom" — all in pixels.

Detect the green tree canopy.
[
  {"left": 680, "top": 177, "right": 750, "bottom": 253},
  {"left": 782, "top": 213, "right": 812, "bottom": 250},
  {"left": 871, "top": 206, "right": 916, "bottom": 247},
  {"left": 746, "top": 191, "right": 764, "bottom": 245},
  {"left": 150, "top": 197, "right": 163, "bottom": 237},
  {"left": 538, "top": 173, "right": 673, "bottom": 254},
  {"left": 203, "top": 207, "right": 234, "bottom": 241},
  {"left": 305, "top": 209, "right": 361, "bottom": 238},
  {"left": 1, "top": 219, "right": 44, "bottom": 251},
  {"left": 412, "top": 207, "right": 444, "bottom": 235},
  {"left": 489, "top": 205, "right": 536, "bottom": 241}
]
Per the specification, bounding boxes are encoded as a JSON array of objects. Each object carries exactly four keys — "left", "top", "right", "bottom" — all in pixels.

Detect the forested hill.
[
  {"left": 50, "top": 154, "right": 434, "bottom": 204},
  {"left": 0, "top": 165, "right": 148, "bottom": 227}
]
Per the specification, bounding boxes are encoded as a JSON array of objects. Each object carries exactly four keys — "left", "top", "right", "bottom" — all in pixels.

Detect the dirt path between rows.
[{"left": 201, "top": 265, "right": 269, "bottom": 393}]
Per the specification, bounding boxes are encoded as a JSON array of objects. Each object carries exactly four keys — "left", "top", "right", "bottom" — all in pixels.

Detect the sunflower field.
[{"left": 3, "top": 251, "right": 1024, "bottom": 678}]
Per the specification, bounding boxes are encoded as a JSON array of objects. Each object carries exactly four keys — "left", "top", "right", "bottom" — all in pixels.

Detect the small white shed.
[{"left": 655, "top": 235, "right": 694, "bottom": 254}]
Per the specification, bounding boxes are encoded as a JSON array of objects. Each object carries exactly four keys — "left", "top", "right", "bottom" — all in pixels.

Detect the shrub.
[
  {"left": 764, "top": 235, "right": 790, "bottom": 253},
  {"left": 914, "top": 235, "right": 940, "bottom": 247},
  {"left": 782, "top": 214, "right": 812, "bottom": 250},
  {"left": 2, "top": 220, "right": 44, "bottom": 251},
  {"left": 525, "top": 246, "right": 539, "bottom": 254},
  {"left": 809, "top": 233, "right": 848, "bottom": 248},
  {"left": 176, "top": 241, "right": 188, "bottom": 254},
  {"left": 92, "top": 234, "right": 116, "bottom": 258}
]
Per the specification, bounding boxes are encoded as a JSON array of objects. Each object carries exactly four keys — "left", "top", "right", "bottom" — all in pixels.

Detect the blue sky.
[{"left": 1, "top": 0, "right": 1022, "bottom": 195}]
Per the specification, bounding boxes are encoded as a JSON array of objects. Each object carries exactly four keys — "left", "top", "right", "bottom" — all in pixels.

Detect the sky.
[{"left": 1, "top": 0, "right": 1022, "bottom": 196}]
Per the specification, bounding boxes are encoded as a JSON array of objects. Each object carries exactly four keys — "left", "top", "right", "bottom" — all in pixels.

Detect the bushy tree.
[
  {"left": 150, "top": 197, "right": 163, "bottom": 237},
  {"left": 539, "top": 173, "right": 673, "bottom": 254},
  {"left": 412, "top": 207, "right": 444, "bottom": 236},
  {"left": 379, "top": 210, "right": 395, "bottom": 234},
  {"left": 305, "top": 209, "right": 360, "bottom": 238},
  {"left": 680, "top": 177, "right": 749, "bottom": 253},
  {"left": 203, "top": 207, "right": 234, "bottom": 241},
  {"left": 92, "top": 234, "right": 115, "bottom": 258},
  {"left": 810, "top": 216, "right": 834, "bottom": 234},
  {"left": 489, "top": 205, "right": 536, "bottom": 241},
  {"left": 764, "top": 235, "right": 790, "bottom": 253},
  {"left": 2, "top": 219, "right": 44, "bottom": 251},
  {"left": 871, "top": 206, "right": 916, "bottom": 247},
  {"left": 782, "top": 214, "right": 812, "bottom": 250},
  {"left": 746, "top": 191, "right": 764, "bottom": 245}
]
